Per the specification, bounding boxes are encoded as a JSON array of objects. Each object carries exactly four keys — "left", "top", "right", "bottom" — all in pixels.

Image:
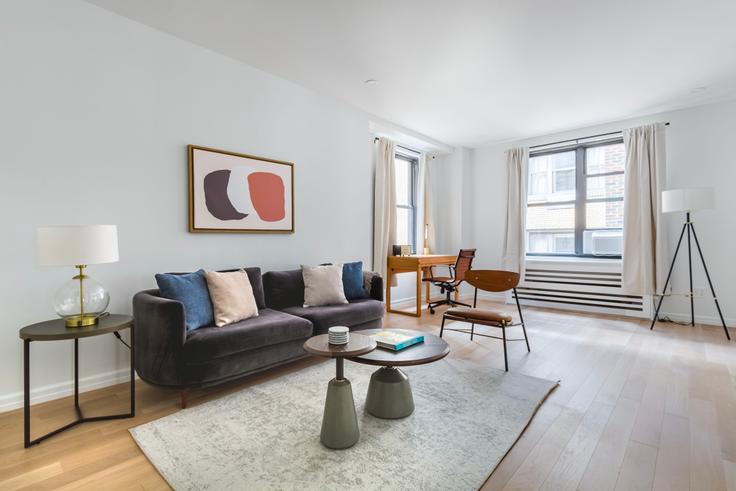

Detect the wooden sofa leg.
[{"left": 180, "top": 389, "right": 189, "bottom": 409}]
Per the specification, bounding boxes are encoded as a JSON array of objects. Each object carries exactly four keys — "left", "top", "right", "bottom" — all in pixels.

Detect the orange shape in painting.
[{"left": 247, "top": 172, "right": 285, "bottom": 222}]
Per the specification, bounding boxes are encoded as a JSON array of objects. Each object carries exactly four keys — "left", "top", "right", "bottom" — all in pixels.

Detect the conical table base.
[
  {"left": 365, "top": 366, "right": 415, "bottom": 419},
  {"left": 320, "top": 378, "right": 359, "bottom": 449}
]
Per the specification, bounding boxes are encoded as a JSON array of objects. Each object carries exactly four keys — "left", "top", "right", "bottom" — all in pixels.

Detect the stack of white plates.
[{"left": 328, "top": 326, "right": 349, "bottom": 345}]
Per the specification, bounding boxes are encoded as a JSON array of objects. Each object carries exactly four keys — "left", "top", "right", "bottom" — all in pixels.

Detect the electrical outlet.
[{"left": 694, "top": 287, "right": 706, "bottom": 297}]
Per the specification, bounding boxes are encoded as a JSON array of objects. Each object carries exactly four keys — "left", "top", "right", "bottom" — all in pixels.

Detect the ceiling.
[{"left": 87, "top": 0, "right": 736, "bottom": 147}]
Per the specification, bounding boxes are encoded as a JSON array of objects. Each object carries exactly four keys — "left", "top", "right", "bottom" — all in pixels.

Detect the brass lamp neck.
[
  {"left": 65, "top": 264, "right": 98, "bottom": 328},
  {"left": 72, "top": 264, "right": 88, "bottom": 280}
]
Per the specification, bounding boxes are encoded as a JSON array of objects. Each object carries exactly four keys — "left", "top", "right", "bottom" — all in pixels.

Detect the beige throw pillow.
[
  {"left": 204, "top": 270, "right": 259, "bottom": 327},
  {"left": 302, "top": 264, "right": 348, "bottom": 307}
]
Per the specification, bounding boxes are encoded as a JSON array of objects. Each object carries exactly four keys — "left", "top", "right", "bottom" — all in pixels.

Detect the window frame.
[
  {"left": 526, "top": 138, "right": 624, "bottom": 259},
  {"left": 394, "top": 150, "right": 419, "bottom": 253}
]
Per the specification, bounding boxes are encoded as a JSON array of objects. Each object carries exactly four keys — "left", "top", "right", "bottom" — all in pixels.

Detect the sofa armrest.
[
  {"left": 363, "top": 271, "right": 384, "bottom": 302},
  {"left": 132, "top": 289, "right": 187, "bottom": 387}
]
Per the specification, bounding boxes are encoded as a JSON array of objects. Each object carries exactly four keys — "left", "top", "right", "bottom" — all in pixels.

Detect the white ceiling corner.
[{"left": 86, "top": 0, "right": 736, "bottom": 148}]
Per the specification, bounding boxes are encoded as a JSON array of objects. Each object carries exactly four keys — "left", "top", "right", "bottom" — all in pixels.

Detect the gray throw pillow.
[{"left": 302, "top": 264, "right": 349, "bottom": 307}]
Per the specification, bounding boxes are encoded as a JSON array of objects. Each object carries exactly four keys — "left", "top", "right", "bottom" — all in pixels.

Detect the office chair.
[
  {"left": 440, "top": 270, "right": 530, "bottom": 371},
  {"left": 423, "top": 248, "right": 476, "bottom": 314}
]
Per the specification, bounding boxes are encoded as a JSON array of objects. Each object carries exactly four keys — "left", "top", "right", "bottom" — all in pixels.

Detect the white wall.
[
  {"left": 0, "top": 0, "right": 388, "bottom": 410},
  {"left": 443, "top": 99, "right": 736, "bottom": 325}
]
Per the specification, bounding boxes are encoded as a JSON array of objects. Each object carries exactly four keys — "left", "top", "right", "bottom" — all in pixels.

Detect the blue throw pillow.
[
  {"left": 342, "top": 261, "right": 367, "bottom": 300},
  {"left": 155, "top": 269, "right": 214, "bottom": 331}
]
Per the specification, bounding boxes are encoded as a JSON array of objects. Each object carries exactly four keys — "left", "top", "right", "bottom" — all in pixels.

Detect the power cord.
[
  {"left": 113, "top": 331, "right": 131, "bottom": 349},
  {"left": 655, "top": 316, "right": 692, "bottom": 326},
  {"left": 97, "top": 312, "right": 131, "bottom": 348}
]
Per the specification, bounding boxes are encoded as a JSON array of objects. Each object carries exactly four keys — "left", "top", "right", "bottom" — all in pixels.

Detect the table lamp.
[
  {"left": 650, "top": 188, "right": 730, "bottom": 339},
  {"left": 37, "top": 225, "right": 119, "bottom": 327}
]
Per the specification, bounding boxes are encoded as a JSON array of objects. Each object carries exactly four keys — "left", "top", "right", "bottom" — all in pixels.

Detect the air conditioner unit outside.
[{"left": 590, "top": 230, "right": 622, "bottom": 255}]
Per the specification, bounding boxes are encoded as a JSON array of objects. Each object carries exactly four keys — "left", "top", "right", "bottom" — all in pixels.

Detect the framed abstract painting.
[{"left": 188, "top": 145, "right": 294, "bottom": 233}]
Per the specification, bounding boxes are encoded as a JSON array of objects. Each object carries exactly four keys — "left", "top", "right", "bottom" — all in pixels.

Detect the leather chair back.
[{"left": 453, "top": 248, "right": 476, "bottom": 282}]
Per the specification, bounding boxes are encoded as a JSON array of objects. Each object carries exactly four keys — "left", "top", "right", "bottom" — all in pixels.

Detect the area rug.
[{"left": 130, "top": 358, "right": 557, "bottom": 490}]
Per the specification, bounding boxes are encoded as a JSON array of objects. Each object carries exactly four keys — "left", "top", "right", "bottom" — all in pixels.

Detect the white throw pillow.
[{"left": 302, "top": 264, "right": 349, "bottom": 307}]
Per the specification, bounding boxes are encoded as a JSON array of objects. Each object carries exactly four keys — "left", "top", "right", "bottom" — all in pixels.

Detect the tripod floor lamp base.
[{"left": 650, "top": 198, "right": 730, "bottom": 340}]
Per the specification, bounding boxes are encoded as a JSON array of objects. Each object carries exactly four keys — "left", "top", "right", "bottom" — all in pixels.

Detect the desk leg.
[
  {"left": 130, "top": 325, "right": 135, "bottom": 416},
  {"left": 385, "top": 268, "right": 391, "bottom": 312},
  {"left": 415, "top": 266, "right": 422, "bottom": 316},
  {"left": 424, "top": 268, "right": 431, "bottom": 306}
]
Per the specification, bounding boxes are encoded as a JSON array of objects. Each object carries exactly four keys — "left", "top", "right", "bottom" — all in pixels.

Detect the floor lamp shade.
[
  {"left": 662, "top": 188, "right": 714, "bottom": 214},
  {"left": 36, "top": 225, "right": 119, "bottom": 327}
]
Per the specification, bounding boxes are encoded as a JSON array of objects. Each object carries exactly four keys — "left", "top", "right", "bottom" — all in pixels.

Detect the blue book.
[{"left": 372, "top": 331, "right": 425, "bottom": 351}]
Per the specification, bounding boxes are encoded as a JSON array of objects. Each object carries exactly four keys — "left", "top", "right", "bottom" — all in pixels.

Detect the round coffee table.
[
  {"left": 303, "top": 333, "right": 376, "bottom": 449},
  {"left": 349, "top": 328, "right": 450, "bottom": 419}
]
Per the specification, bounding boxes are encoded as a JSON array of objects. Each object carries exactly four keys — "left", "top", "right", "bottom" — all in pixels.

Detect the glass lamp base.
[
  {"left": 64, "top": 314, "right": 100, "bottom": 328},
  {"left": 54, "top": 268, "right": 110, "bottom": 328}
]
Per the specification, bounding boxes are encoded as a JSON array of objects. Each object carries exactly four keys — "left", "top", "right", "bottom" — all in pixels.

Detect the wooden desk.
[{"left": 386, "top": 254, "right": 457, "bottom": 317}]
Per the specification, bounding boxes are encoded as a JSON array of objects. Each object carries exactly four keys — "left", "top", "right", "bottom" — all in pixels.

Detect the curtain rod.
[
  {"left": 373, "top": 137, "right": 421, "bottom": 155},
  {"left": 528, "top": 122, "right": 670, "bottom": 150}
]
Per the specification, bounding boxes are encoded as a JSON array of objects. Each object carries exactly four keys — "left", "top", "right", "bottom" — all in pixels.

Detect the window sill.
[{"left": 525, "top": 255, "right": 622, "bottom": 266}]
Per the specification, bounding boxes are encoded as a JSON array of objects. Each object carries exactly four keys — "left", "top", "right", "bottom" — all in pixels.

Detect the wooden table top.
[
  {"left": 19, "top": 314, "right": 134, "bottom": 341},
  {"left": 303, "top": 333, "right": 377, "bottom": 358},
  {"left": 387, "top": 254, "right": 456, "bottom": 268},
  {"left": 348, "top": 328, "right": 450, "bottom": 367}
]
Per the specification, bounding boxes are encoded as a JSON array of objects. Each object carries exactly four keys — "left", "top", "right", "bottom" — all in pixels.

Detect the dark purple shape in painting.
[{"left": 203, "top": 169, "right": 248, "bottom": 220}]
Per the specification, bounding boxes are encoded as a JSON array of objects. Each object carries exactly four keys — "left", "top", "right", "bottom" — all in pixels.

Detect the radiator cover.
[{"left": 511, "top": 261, "right": 650, "bottom": 317}]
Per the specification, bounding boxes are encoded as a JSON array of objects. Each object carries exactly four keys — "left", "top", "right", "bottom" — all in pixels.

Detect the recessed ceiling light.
[
  {"left": 690, "top": 86, "right": 708, "bottom": 94},
  {"left": 364, "top": 79, "right": 378, "bottom": 85}
]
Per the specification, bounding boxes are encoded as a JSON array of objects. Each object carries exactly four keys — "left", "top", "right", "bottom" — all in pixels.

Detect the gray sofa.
[{"left": 132, "top": 267, "right": 383, "bottom": 407}]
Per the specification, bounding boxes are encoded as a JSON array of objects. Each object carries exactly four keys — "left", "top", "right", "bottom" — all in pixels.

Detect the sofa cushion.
[
  {"left": 155, "top": 269, "right": 214, "bottom": 331},
  {"left": 282, "top": 299, "right": 384, "bottom": 334},
  {"left": 263, "top": 269, "right": 304, "bottom": 309},
  {"left": 182, "top": 309, "right": 313, "bottom": 363}
]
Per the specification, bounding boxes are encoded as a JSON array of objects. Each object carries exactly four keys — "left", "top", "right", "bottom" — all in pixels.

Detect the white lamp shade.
[
  {"left": 37, "top": 225, "right": 119, "bottom": 266},
  {"left": 661, "top": 188, "right": 714, "bottom": 214}
]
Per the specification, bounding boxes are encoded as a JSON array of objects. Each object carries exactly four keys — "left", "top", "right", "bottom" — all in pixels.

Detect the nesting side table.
[
  {"left": 303, "top": 333, "right": 376, "bottom": 449},
  {"left": 19, "top": 314, "right": 135, "bottom": 448}
]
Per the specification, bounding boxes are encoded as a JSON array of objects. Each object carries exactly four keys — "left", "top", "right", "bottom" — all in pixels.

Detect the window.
[
  {"left": 395, "top": 152, "right": 418, "bottom": 252},
  {"left": 526, "top": 141, "right": 625, "bottom": 258}
]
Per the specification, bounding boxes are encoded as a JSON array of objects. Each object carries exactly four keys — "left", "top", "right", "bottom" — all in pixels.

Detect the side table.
[
  {"left": 303, "top": 333, "right": 376, "bottom": 449},
  {"left": 19, "top": 314, "right": 135, "bottom": 448}
]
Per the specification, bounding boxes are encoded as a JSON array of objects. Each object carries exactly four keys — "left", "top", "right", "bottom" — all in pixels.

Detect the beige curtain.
[
  {"left": 622, "top": 123, "right": 667, "bottom": 295},
  {"left": 417, "top": 153, "right": 436, "bottom": 254},
  {"left": 502, "top": 147, "right": 529, "bottom": 278},
  {"left": 373, "top": 137, "right": 396, "bottom": 283}
]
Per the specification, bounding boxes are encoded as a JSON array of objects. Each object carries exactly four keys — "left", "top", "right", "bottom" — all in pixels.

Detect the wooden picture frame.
[{"left": 188, "top": 145, "right": 294, "bottom": 233}]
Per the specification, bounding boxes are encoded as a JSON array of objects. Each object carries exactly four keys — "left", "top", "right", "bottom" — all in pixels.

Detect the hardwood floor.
[{"left": 1, "top": 300, "right": 734, "bottom": 490}]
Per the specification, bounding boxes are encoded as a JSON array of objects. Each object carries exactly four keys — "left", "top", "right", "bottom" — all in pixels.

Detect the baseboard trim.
[
  {"left": 657, "top": 310, "right": 736, "bottom": 328},
  {"left": 387, "top": 295, "right": 417, "bottom": 307},
  {"left": 0, "top": 368, "right": 136, "bottom": 414},
  {"left": 390, "top": 292, "right": 509, "bottom": 308}
]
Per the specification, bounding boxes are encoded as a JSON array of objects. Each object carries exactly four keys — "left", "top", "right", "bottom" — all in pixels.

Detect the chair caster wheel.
[{"left": 430, "top": 309, "right": 435, "bottom": 314}]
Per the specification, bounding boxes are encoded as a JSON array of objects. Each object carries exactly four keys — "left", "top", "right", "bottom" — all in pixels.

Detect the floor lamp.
[{"left": 650, "top": 187, "right": 730, "bottom": 340}]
